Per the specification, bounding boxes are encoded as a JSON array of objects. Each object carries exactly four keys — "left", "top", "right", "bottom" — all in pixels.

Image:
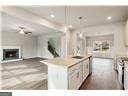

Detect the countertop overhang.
[{"left": 40, "top": 55, "right": 92, "bottom": 68}]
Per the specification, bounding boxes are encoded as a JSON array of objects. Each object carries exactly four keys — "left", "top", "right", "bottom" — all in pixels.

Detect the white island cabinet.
[
  {"left": 82, "top": 58, "right": 90, "bottom": 81},
  {"left": 47, "top": 63, "right": 68, "bottom": 89},
  {"left": 68, "top": 62, "right": 83, "bottom": 89},
  {"left": 41, "top": 55, "right": 92, "bottom": 89}
]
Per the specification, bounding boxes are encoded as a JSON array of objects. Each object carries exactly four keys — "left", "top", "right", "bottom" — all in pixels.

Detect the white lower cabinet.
[
  {"left": 68, "top": 69, "right": 82, "bottom": 89},
  {"left": 68, "top": 62, "right": 83, "bottom": 89},
  {"left": 83, "top": 58, "right": 89, "bottom": 81},
  {"left": 48, "top": 64, "right": 68, "bottom": 89},
  {"left": 68, "top": 59, "right": 90, "bottom": 89},
  {"left": 47, "top": 57, "right": 91, "bottom": 89}
]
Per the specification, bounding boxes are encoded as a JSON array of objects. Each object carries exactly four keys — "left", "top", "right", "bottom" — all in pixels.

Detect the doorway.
[{"left": 86, "top": 34, "right": 114, "bottom": 58}]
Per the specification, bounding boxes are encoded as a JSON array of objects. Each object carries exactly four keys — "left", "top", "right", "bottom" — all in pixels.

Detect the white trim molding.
[{"left": 1, "top": 46, "right": 22, "bottom": 63}]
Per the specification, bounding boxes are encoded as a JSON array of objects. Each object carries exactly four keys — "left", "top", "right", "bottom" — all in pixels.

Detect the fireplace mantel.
[{"left": 1, "top": 46, "right": 22, "bottom": 63}]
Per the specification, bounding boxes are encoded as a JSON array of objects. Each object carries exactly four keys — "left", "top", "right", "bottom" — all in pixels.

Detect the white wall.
[
  {"left": 72, "top": 22, "right": 126, "bottom": 58},
  {"left": 86, "top": 35, "right": 114, "bottom": 58},
  {"left": 69, "top": 30, "right": 87, "bottom": 56},
  {"left": 0, "top": 8, "right": 2, "bottom": 89},
  {"left": 2, "top": 31, "right": 37, "bottom": 59},
  {"left": 37, "top": 34, "right": 64, "bottom": 59},
  {"left": 1, "top": 31, "right": 64, "bottom": 59},
  {"left": 125, "top": 19, "right": 128, "bottom": 55},
  {"left": 60, "top": 34, "right": 67, "bottom": 57},
  {"left": 0, "top": 11, "right": 2, "bottom": 63},
  {"left": 48, "top": 37, "right": 61, "bottom": 55},
  {"left": 37, "top": 35, "right": 53, "bottom": 59}
]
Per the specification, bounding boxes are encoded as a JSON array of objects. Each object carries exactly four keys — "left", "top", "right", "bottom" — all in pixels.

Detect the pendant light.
[
  {"left": 64, "top": 6, "right": 68, "bottom": 32},
  {"left": 78, "top": 16, "right": 83, "bottom": 39}
]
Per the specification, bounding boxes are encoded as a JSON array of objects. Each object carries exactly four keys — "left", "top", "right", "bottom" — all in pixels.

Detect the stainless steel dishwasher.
[
  {"left": 124, "top": 61, "right": 128, "bottom": 90},
  {"left": 117, "top": 60, "right": 124, "bottom": 89},
  {"left": 117, "top": 57, "right": 128, "bottom": 90}
]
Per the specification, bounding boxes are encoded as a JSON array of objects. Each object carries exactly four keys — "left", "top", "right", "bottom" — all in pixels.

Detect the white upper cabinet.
[{"left": 125, "top": 19, "right": 128, "bottom": 46}]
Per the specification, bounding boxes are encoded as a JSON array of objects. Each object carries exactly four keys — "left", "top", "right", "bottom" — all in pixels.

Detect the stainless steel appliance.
[
  {"left": 117, "top": 60, "right": 124, "bottom": 88},
  {"left": 117, "top": 57, "right": 128, "bottom": 89},
  {"left": 124, "top": 61, "right": 128, "bottom": 90},
  {"left": 89, "top": 56, "right": 92, "bottom": 74}
]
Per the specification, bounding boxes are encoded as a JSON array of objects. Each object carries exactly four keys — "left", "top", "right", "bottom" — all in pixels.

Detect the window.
[{"left": 93, "top": 41, "right": 110, "bottom": 52}]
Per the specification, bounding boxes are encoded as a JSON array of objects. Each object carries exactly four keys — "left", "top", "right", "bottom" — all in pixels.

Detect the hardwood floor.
[
  {"left": 80, "top": 58, "right": 122, "bottom": 90},
  {"left": 1, "top": 58, "right": 48, "bottom": 90},
  {"left": 2, "top": 57, "right": 122, "bottom": 90}
]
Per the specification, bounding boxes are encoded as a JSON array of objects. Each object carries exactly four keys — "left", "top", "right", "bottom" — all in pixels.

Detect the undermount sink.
[{"left": 72, "top": 56, "right": 83, "bottom": 59}]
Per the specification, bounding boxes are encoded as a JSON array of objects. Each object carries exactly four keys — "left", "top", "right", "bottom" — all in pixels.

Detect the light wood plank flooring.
[{"left": 2, "top": 58, "right": 48, "bottom": 90}]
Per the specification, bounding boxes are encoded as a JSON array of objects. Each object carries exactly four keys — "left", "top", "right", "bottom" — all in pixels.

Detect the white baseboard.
[
  {"left": 1, "top": 58, "right": 23, "bottom": 63},
  {"left": 22, "top": 56, "right": 38, "bottom": 59}
]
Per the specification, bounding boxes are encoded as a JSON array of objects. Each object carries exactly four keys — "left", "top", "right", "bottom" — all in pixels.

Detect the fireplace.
[
  {"left": 3, "top": 49, "right": 19, "bottom": 60},
  {"left": 1, "top": 46, "right": 22, "bottom": 62},
  {"left": 0, "top": 92, "right": 12, "bottom": 96}
]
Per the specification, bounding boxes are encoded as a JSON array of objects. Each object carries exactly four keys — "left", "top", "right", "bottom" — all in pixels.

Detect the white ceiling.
[
  {"left": 2, "top": 6, "right": 128, "bottom": 36},
  {"left": 2, "top": 12, "right": 59, "bottom": 36},
  {"left": 21, "top": 6, "right": 66, "bottom": 26},
  {"left": 22, "top": 6, "right": 128, "bottom": 29}
]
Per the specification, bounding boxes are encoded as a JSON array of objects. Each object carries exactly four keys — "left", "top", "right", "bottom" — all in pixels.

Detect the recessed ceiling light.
[
  {"left": 50, "top": 14, "right": 55, "bottom": 18},
  {"left": 107, "top": 16, "right": 112, "bottom": 20},
  {"left": 69, "top": 25, "right": 73, "bottom": 28},
  {"left": 79, "top": 33, "right": 83, "bottom": 38},
  {"left": 64, "top": 26, "right": 68, "bottom": 31}
]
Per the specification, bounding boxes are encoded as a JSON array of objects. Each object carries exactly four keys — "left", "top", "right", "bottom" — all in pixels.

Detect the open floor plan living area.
[{"left": 0, "top": 6, "right": 128, "bottom": 90}]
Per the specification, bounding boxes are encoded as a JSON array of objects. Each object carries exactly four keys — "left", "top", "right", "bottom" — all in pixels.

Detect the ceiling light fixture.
[
  {"left": 79, "top": 33, "right": 83, "bottom": 38},
  {"left": 19, "top": 29, "right": 25, "bottom": 34},
  {"left": 107, "top": 16, "right": 112, "bottom": 20},
  {"left": 19, "top": 27, "right": 25, "bottom": 34},
  {"left": 63, "top": 6, "right": 68, "bottom": 33},
  {"left": 50, "top": 14, "right": 55, "bottom": 18},
  {"left": 69, "top": 25, "right": 73, "bottom": 28},
  {"left": 18, "top": 26, "right": 32, "bottom": 35},
  {"left": 78, "top": 16, "right": 83, "bottom": 39}
]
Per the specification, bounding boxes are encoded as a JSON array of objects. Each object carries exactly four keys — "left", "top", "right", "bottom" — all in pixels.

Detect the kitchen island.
[{"left": 40, "top": 55, "right": 92, "bottom": 89}]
